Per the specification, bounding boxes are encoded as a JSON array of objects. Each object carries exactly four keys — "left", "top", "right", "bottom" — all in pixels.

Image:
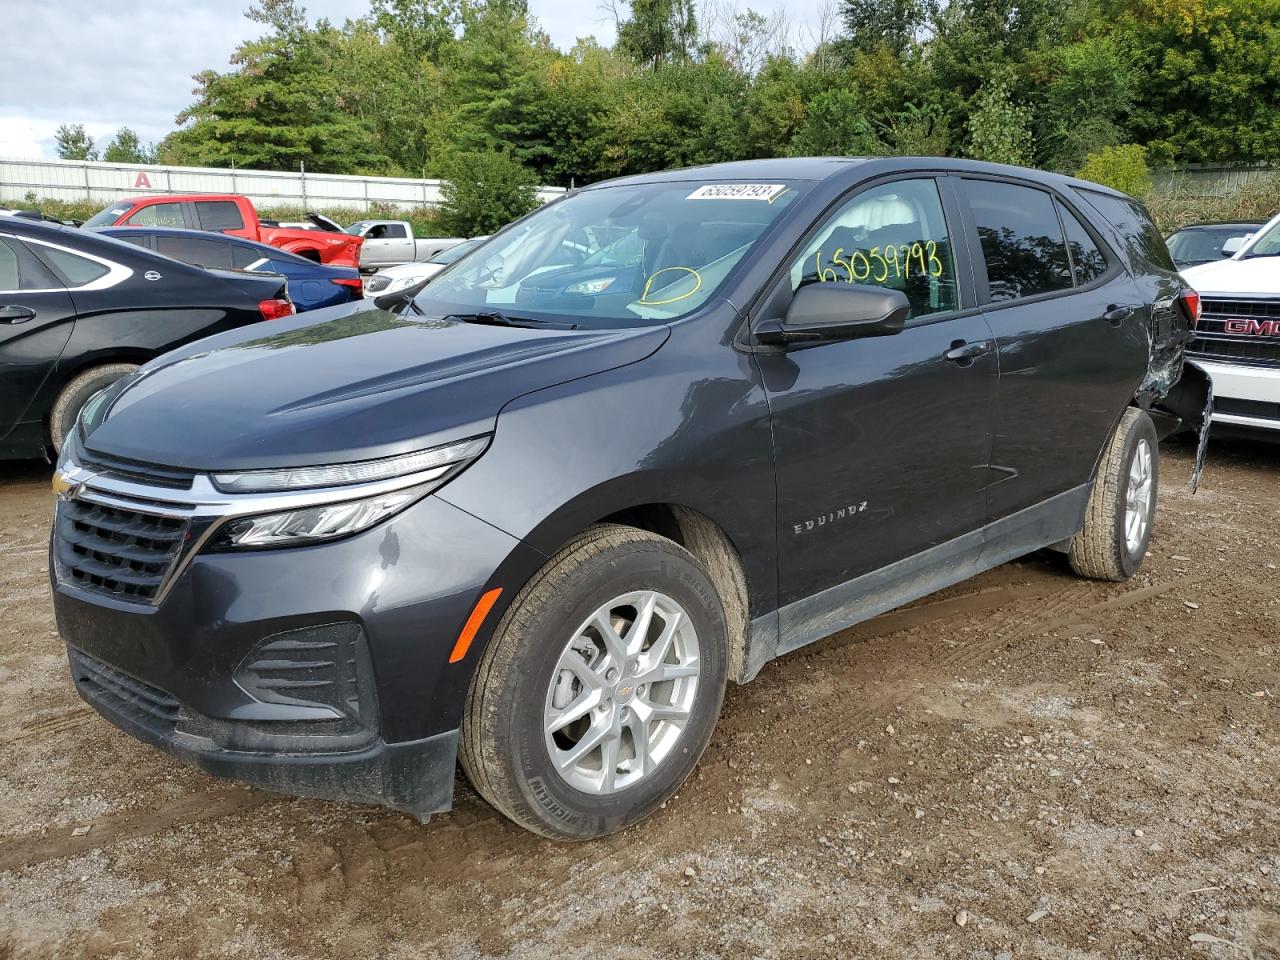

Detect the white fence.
[{"left": 0, "top": 157, "right": 566, "bottom": 212}]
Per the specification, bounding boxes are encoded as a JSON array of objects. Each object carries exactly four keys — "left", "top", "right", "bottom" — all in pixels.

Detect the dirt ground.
[{"left": 0, "top": 437, "right": 1277, "bottom": 960}]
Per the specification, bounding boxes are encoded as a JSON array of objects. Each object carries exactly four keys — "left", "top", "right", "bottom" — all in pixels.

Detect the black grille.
[
  {"left": 54, "top": 499, "right": 189, "bottom": 603},
  {"left": 69, "top": 647, "right": 180, "bottom": 736},
  {"left": 1215, "top": 396, "right": 1280, "bottom": 422},
  {"left": 78, "top": 451, "right": 196, "bottom": 490},
  {"left": 1187, "top": 298, "right": 1280, "bottom": 367},
  {"left": 1202, "top": 298, "right": 1280, "bottom": 319}
]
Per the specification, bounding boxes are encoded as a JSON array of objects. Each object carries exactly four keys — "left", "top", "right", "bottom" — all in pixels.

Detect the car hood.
[
  {"left": 84, "top": 303, "right": 669, "bottom": 471},
  {"left": 1182, "top": 256, "right": 1280, "bottom": 296}
]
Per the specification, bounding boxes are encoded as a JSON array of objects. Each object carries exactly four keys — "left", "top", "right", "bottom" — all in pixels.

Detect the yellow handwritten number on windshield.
[{"left": 638, "top": 266, "right": 703, "bottom": 306}]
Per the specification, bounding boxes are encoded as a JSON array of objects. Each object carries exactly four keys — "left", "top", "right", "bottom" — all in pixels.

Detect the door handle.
[
  {"left": 943, "top": 339, "right": 993, "bottom": 363},
  {"left": 0, "top": 305, "right": 35, "bottom": 324},
  {"left": 1102, "top": 304, "right": 1135, "bottom": 326}
]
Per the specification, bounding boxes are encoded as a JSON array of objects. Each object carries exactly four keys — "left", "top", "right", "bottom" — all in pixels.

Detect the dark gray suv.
[{"left": 51, "top": 158, "right": 1209, "bottom": 838}]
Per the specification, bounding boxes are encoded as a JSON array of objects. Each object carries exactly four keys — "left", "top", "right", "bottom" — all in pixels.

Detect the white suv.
[{"left": 1182, "top": 211, "right": 1280, "bottom": 435}]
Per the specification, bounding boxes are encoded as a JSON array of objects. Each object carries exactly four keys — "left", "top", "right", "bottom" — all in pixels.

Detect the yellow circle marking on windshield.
[{"left": 638, "top": 267, "right": 702, "bottom": 306}]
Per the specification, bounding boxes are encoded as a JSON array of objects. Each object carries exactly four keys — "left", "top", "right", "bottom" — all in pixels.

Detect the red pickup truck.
[{"left": 83, "top": 194, "right": 362, "bottom": 267}]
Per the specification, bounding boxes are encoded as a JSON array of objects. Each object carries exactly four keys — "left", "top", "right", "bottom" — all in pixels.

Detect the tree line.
[{"left": 52, "top": 0, "right": 1280, "bottom": 208}]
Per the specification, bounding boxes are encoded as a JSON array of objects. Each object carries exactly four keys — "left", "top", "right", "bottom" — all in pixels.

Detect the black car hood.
[{"left": 85, "top": 304, "right": 669, "bottom": 470}]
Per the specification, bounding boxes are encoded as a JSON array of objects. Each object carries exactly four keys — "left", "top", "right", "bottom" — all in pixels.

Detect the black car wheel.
[
  {"left": 49, "top": 364, "right": 138, "bottom": 454},
  {"left": 460, "top": 524, "right": 728, "bottom": 839},
  {"left": 1069, "top": 407, "right": 1159, "bottom": 581}
]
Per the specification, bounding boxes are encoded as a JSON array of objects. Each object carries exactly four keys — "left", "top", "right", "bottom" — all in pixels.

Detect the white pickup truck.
[
  {"left": 342, "top": 219, "right": 465, "bottom": 270},
  {"left": 1182, "top": 211, "right": 1280, "bottom": 436}
]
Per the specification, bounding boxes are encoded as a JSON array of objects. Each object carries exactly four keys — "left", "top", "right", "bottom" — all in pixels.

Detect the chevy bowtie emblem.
[{"left": 51, "top": 471, "right": 76, "bottom": 497}]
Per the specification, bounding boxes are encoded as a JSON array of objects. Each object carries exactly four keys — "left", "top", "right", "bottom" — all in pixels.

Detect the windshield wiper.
[{"left": 446, "top": 311, "right": 578, "bottom": 330}]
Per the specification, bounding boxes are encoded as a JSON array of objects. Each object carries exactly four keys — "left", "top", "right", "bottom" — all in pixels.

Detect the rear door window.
[
  {"left": 1079, "top": 190, "right": 1175, "bottom": 271},
  {"left": 789, "top": 178, "right": 960, "bottom": 321},
  {"left": 1057, "top": 200, "right": 1108, "bottom": 285},
  {"left": 155, "top": 235, "right": 236, "bottom": 270},
  {"left": 197, "top": 201, "right": 246, "bottom": 232},
  {"left": 125, "top": 202, "right": 186, "bottom": 228},
  {"left": 963, "top": 180, "right": 1072, "bottom": 302}
]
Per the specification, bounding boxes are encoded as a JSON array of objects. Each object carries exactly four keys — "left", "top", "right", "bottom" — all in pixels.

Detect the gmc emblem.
[{"left": 1224, "top": 318, "right": 1280, "bottom": 336}]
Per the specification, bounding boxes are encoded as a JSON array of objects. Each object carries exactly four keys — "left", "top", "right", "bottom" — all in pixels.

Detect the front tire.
[
  {"left": 48, "top": 364, "right": 139, "bottom": 454},
  {"left": 460, "top": 524, "right": 728, "bottom": 839},
  {"left": 1069, "top": 407, "right": 1159, "bottom": 581}
]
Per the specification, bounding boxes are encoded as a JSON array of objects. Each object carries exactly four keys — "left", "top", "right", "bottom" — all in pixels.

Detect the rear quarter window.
[{"left": 1078, "top": 190, "right": 1175, "bottom": 271}]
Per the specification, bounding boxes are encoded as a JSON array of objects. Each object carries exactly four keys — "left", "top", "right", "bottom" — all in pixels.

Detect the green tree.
[
  {"left": 435, "top": 150, "right": 540, "bottom": 235},
  {"left": 102, "top": 127, "right": 157, "bottom": 164},
  {"left": 161, "top": 1, "right": 389, "bottom": 173},
  {"left": 1032, "top": 33, "right": 1136, "bottom": 170},
  {"left": 839, "top": 0, "right": 935, "bottom": 58},
  {"left": 616, "top": 0, "right": 699, "bottom": 68},
  {"left": 1107, "top": 0, "right": 1280, "bottom": 162},
  {"left": 965, "top": 78, "right": 1034, "bottom": 165},
  {"left": 1077, "top": 143, "right": 1152, "bottom": 197},
  {"left": 790, "top": 89, "right": 885, "bottom": 156},
  {"left": 55, "top": 123, "right": 97, "bottom": 161}
]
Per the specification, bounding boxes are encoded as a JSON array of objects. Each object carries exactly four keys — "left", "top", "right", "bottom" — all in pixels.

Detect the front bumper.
[
  {"left": 51, "top": 477, "right": 543, "bottom": 817},
  {"left": 68, "top": 644, "right": 459, "bottom": 817},
  {"left": 1193, "top": 359, "right": 1280, "bottom": 432}
]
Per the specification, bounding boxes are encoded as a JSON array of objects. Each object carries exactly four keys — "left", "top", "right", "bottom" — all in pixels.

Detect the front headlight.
[
  {"left": 565, "top": 276, "right": 616, "bottom": 295},
  {"left": 214, "top": 484, "right": 428, "bottom": 549},
  {"left": 208, "top": 435, "right": 490, "bottom": 549},
  {"left": 211, "top": 436, "right": 489, "bottom": 493}
]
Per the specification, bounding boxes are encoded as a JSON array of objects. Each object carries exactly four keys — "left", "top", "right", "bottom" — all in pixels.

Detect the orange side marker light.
[{"left": 449, "top": 587, "right": 503, "bottom": 663}]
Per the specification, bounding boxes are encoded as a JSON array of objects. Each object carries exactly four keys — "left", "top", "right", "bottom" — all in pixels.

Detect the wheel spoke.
[
  {"left": 638, "top": 659, "right": 699, "bottom": 686},
  {"left": 556, "top": 717, "right": 611, "bottom": 770},
  {"left": 545, "top": 687, "right": 601, "bottom": 734},
  {"left": 625, "top": 592, "right": 659, "bottom": 657},
  {"left": 593, "top": 611, "right": 628, "bottom": 666},
  {"left": 625, "top": 711, "right": 651, "bottom": 776},
  {"left": 599, "top": 728, "right": 620, "bottom": 791}
]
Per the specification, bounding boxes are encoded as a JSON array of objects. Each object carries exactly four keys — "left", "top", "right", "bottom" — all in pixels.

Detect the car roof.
[
  {"left": 0, "top": 215, "right": 158, "bottom": 256},
  {"left": 582, "top": 156, "right": 1137, "bottom": 199}
]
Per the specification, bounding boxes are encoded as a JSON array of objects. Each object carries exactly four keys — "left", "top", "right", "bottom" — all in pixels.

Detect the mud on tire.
[
  {"left": 460, "top": 524, "right": 728, "bottom": 839},
  {"left": 1069, "top": 407, "right": 1159, "bottom": 582}
]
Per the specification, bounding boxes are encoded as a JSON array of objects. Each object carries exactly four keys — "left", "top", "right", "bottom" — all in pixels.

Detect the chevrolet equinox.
[{"left": 51, "top": 158, "right": 1210, "bottom": 838}]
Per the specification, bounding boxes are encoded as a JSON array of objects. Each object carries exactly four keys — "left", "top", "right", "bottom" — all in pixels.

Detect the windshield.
[
  {"left": 417, "top": 180, "right": 804, "bottom": 328},
  {"left": 1167, "top": 226, "right": 1255, "bottom": 264},
  {"left": 430, "top": 236, "right": 486, "bottom": 266},
  {"left": 346, "top": 220, "right": 372, "bottom": 236},
  {"left": 1244, "top": 218, "right": 1280, "bottom": 258},
  {"left": 83, "top": 203, "right": 133, "bottom": 228}
]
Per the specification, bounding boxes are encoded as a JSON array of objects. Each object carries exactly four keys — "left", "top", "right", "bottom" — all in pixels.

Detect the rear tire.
[
  {"left": 48, "top": 363, "right": 138, "bottom": 454},
  {"left": 460, "top": 524, "right": 728, "bottom": 839},
  {"left": 1069, "top": 407, "right": 1159, "bottom": 581}
]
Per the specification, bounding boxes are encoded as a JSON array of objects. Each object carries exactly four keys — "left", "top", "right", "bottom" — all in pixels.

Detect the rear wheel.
[
  {"left": 460, "top": 524, "right": 727, "bottom": 839},
  {"left": 1069, "top": 407, "right": 1159, "bottom": 581},
  {"left": 48, "top": 363, "right": 138, "bottom": 454}
]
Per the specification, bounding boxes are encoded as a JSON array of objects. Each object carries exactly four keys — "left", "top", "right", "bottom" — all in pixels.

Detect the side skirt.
[{"left": 739, "top": 484, "right": 1091, "bottom": 681}]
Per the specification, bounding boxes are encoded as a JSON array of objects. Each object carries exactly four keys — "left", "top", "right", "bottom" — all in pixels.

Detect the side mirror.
[
  {"left": 1220, "top": 236, "right": 1247, "bottom": 257},
  {"left": 755, "top": 283, "right": 910, "bottom": 346}
]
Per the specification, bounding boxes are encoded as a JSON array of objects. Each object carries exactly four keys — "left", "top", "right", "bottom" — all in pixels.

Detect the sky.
[{"left": 0, "top": 1, "right": 824, "bottom": 160}]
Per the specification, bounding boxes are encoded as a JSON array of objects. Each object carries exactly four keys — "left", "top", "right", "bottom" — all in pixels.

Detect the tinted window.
[
  {"left": 156, "top": 235, "right": 236, "bottom": 270},
  {"left": 126, "top": 202, "right": 185, "bottom": 228},
  {"left": 965, "top": 180, "right": 1071, "bottom": 302},
  {"left": 790, "top": 178, "right": 959, "bottom": 320},
  {"left": 0, "top": 239, "right": 18, "bottom": 290},
  {"left": 197, "top": 201, "right": 246, "bottom": 232},
  {"left": 43, "top": 247, "right": 110, "bottom": 286},
  {"left": 1058, "top": 201, "right": 1108, "bottom": 285},
  {"left": 1080, "top": 190, "right": 1175, "bottom": 270},
  {"left": 231, "top": 244, "right": 263, "bottom": 269}
]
